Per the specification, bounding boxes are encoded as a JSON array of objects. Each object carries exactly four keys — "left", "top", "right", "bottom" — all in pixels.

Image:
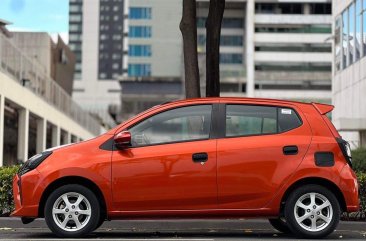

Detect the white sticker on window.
[{"left": 281, "top": 109, "right": 292, "bottom": 115}]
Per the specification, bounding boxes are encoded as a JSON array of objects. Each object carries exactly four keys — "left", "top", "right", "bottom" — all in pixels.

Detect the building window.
[
  {"left": 349, "top": 3, "right": 355, "bottom": 65},
  {"left": 197, "top": 17, "right": 244, "bottom": 29},
  {"left": 112, "top": 34, "right": 122, "bottom": 40},
  {"left": 128, "top": 64, "right": 151, "bottom": 76},
  {"left": 363, "top": 0, "right": 366, "bottom": 56},
  {"left": 112, "top": 63, "right": 120, "bottom": 69},
  {"left": 129, "top": 26, "right": 152, "bottom": 38},
  {"left": 70, "top": 5, "right": 82, "bottom": 12},
  {"left": 129, "top": 45, "right": 152, "bottom": 57},
  {"left": 222, "top": 18, "right": 244, "bottom": 28},
  {"left": 112, "top": 53, "right": 121, "bottom": 60},
  {"left": 69, "top": 34, "right": 82, "bottom": 41},
  {"left": 130, "top": 7, "right": 152, "bottom": 19},
  {"left": 100, "top": 73, "right": 107, "bottom": 79},
  {"left": 356, "top": 0, "right": 362, "bottom": 61},
  {"left": 310, "top": 3, "right": 332, "bottom": 15},
  {"left": 100, "top": 34, "right": 108, "bottom": 40},
  {"left": 69, "top": 24, "right": 81, "bottom": 32},
  {"left": 198, "top": 35, "right": 243, "bottom": 47},
  {"left": 335, "top": 16, "right": 342, "bottom": 71},
  {"left": 220, "top": 53, "right": 243, "bottom": 64},
  {"left": 69, "top": 14, "right": 82, "bottom": 22},
  {"left": 342, "top": 9, "right": 348, "bottom": 69},
  {"left": 255, "top": 25, "right": 331, "bottom": 33},
  {"left": 221, "top": 36, "right": 243, "bottom": 46}
]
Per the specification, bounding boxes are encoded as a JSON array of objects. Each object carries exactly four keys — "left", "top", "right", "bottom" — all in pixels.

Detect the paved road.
[{"left": 0, "top": 218, "right": 365, "bottom": 240}]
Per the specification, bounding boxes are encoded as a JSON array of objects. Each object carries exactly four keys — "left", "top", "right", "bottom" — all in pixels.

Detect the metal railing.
[{"left": 0, "top": 34, "right": 101, "bottom": 136}]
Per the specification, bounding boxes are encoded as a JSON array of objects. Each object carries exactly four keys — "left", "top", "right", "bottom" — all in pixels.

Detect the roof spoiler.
[{"left": 312, "top": 103, "right": 334, "bottom": 115}]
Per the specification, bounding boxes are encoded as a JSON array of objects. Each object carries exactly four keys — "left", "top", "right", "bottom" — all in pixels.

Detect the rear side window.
[
  {"left": 226, "top": 105, "right": 302, "bottom": 137},
  {"left": 278, "top": 108, "right": 302, "bottom": 132},
  {"left": 226, "top": 105, "right": 277, "bottom": 137}
]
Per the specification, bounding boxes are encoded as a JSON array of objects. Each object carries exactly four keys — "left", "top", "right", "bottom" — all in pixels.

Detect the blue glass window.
[
  {"left": 130, "top": 7, "right": 152, "bottom": 19},
  {"left": 198, "top": 35, "right": 243, "bottom": 46},
  {"left": 129, "top": 45, "right": 152, "bottom": 57},
  {"left": 129, "top": 26, "right": 152, "bottom": 38},
  {"left": 220, "top": 54, "right": 243, "bottom": 64},
  {"left": 197, "top": 17, "right": 244, "bottom": 29},
  {"left": 128, "top": 64, "right": 151, "bottom": 76}
]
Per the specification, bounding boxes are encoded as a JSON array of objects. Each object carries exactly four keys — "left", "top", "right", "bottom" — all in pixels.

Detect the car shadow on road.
[{"left": 19, "top": 229, "right": 364, "bottom": 240}]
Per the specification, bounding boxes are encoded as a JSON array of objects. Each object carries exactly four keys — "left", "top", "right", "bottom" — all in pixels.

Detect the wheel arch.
[
  {"left": 280, "top": 177, "right": 347, "bottom": 213},
  {"left": 38, "top": 176, "right": 107, "bottom": 219}
]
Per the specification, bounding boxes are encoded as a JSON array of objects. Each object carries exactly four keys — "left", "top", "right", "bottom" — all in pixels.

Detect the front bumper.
[{"left": 11, "top": 173, "right": 40, "bottom": 218}]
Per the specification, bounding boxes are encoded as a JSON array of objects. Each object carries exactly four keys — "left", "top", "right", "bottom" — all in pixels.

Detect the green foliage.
[
  {"left": 0, "top": 166, "right": 19, "bottom": 216},
  {"left": 352, "top": 148, "right": 366, "bottom": 173},
  {"left": 357, "top": 172, "right": 366, "bottom": 215}
]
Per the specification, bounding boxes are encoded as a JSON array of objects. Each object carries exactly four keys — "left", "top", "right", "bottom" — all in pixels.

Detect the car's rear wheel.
[
  {"left": 284, "top": 184, "right": 340, "bottom": 239},
  {"left": 44, "top": 184, "right": 100, "bottom": 238},
  {"left": 268, "top": 217, "right": 291, "bottom": 234}
]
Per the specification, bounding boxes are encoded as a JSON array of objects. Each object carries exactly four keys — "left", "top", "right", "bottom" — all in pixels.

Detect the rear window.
[{"left": 225, "top": 105, "right": 302, "bottom": 137}]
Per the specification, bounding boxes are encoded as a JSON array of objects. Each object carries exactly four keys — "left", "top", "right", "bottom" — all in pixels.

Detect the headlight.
[
  {"left": 18, "top": 151, "right": 53, "bottom": 176},
  {"left": 345, "top": 142, "right": 352, "bottom": 159}
]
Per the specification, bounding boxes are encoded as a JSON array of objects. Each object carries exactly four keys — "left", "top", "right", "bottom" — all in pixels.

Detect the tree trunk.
[
  {"left": 180, "top": 0, "right": 201, "bottom": 98},
  {"left": 206, "top": 0, "right": 225, "bottom": 97}
]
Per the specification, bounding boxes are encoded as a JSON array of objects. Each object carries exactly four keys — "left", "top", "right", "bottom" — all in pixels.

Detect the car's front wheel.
[
  {"left": 284, "top": 184, "right": 340, "bottom": 239},
  {"left": 44, "top": 184, "right": 101, "bottom": 238}
]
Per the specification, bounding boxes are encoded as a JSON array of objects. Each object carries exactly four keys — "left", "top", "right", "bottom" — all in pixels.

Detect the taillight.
[{"left": 336, "top": 138, "right": 352, "bottom": 168}]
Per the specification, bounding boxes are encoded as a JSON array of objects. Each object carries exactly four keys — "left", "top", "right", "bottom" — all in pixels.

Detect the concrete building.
[
  {"left": 0, "top": 22, "right": 101, "bottom": 166},
  {"left": 196, "top": 0, "right": 332, "bottom": 102},
  {"left": 69, "top": 0, "right": 125, "bottom": 126},
  {"left": 119, "top": 0, "right": 184, "bottom": 119},
  {"left": 119, "top": 0, "right": 333, "bottom": 118},
  {"left": 332, "top": 0, "right": 366, "bottom": 148},
  {"left": 12, "top": 32, "right": 76, "bottom": 95}
]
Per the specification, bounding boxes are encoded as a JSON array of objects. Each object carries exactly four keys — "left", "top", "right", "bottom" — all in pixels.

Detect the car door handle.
[
  {"left": 283, "top": 146, "right": 298, "bottom": 155},
  {"left": 192, "top": 152, "right": 208, "bottom": 163}
]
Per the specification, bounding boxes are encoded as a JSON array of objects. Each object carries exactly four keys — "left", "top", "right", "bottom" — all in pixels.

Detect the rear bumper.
[{"left": 339, "top": 164, "right": 360, "bottom": 213}]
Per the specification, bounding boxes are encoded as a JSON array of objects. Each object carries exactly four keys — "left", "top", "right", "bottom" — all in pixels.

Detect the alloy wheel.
[
  {"left": 52, "top": 192, "right": 92, "bottom": 232},
  {"left": 294, "top": 192, "right": 333, "bottom": 232}
]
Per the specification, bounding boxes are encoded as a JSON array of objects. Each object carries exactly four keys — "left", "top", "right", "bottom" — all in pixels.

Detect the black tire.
[
  {"left": 284, "top": 184, "right": 340, "bottom": 239},
  {"left": 268, "top": 218, "right": 292, "bottom": 234},
  {"left": 94, "top": 217, "right": 105, "bottom": 231},
  {"left": 44, "top": 184, "right": 101, "bottom": 238}
]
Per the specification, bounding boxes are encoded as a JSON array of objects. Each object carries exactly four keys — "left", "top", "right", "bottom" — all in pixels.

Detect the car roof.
[{"left": 161, "top": 97, "right": 314, "bottom": 107}]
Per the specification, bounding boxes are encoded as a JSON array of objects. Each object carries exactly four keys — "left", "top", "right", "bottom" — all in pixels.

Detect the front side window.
[
  {"left": 225, "top": 105, "right": 302, "bottom": 137},
  {"left": 129, "top": 105, "right": 212, "bottom": 147}
]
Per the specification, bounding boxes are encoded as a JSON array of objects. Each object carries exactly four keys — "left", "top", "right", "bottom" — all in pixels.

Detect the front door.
[{"left": 112, "top": 105, "right": 217, "bottom": 211}]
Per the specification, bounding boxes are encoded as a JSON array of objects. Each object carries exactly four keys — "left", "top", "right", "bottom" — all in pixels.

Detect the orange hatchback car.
[{"left": 12, "top": 98, "right": 359, "bottom": 238}]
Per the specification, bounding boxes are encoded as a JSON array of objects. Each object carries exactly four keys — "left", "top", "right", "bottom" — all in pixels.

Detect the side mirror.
[{"left": 114, "top": 131, "right": 131, "bottom": 150}]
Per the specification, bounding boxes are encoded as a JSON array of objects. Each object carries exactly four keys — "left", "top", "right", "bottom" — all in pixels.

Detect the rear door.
[{"left": 217, "top": 102, "right": 312, "bottom": 209}]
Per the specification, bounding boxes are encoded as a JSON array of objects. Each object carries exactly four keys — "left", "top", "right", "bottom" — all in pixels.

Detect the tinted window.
[
  {"left": 278, "top": 108, "right": 302, "bottom": 132},
  {"left": 129, "top": 105, "right": 212, "bottom": 147},
  {"left": 226, "top": 105, "right": 302, "bottom": 137},
  {"left": 226, "top": 105, "right": 277, "bottom": 137}
]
